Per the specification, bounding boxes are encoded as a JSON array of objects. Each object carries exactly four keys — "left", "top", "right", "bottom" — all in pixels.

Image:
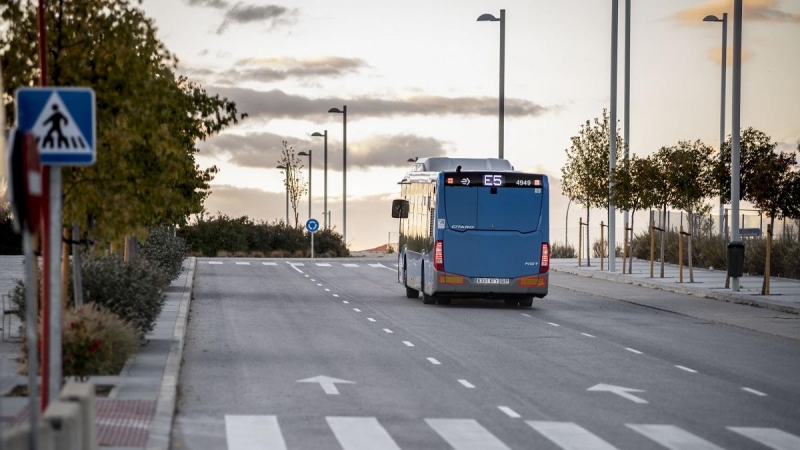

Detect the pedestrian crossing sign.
[{"left": 15, "top": 87, "right": 96, "bottom": 166}]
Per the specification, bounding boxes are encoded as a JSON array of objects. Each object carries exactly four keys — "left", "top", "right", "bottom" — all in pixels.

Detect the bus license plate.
[{"left": 475, "top": 278, "right": 510, "bottom": 285}]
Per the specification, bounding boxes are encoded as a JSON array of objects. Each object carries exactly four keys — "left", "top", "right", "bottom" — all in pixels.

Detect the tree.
[
  {"left": 651, "top": 147, "right": 674, "bottom": 277},
  {"left": 1, "top": 0, "right": 243, "bottom": 241},
  {"left": 277, "top": 141, "right": 308, "bottom": 228},
  {"left": 613, "top": 154, "right": 661, "bottom": 272},
  {"left": 561, "top": 109, "right": 624, "bottom": 264},
  {"left": 713, "top": 127, "right": 779, "bottom": 206}
]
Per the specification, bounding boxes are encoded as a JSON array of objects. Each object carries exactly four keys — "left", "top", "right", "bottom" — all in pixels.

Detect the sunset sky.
[{"left": 139, "top": 0, "right": 799, "bottom": 250}]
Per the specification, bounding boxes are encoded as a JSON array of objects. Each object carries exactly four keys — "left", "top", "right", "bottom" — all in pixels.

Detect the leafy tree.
[
  {"left": 0, "top": 0, "right": 243, "bottom": 240},
  {"left": 713, "top": 127, "right": 780, "bottom": 205},
  {"left": 277, "top": 141, "right": 307, "bottom": 228},
  {"left": 651, "top": 147, "right": 674, "bottom": 277},
  {"left": 561, "top": 109, "right": 624, "bottom": 264},
  {"left": 613, "top": 154, "right": 661, "bottom": 273}
]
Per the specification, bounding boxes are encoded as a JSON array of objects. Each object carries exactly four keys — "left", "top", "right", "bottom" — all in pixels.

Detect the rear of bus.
[{"left": 428, "top": 171, "right": 549, "bottom": 302}]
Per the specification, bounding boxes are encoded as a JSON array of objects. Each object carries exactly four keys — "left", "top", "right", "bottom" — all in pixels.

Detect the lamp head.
[
  {"left": 311, "top": 132, "right": 324, "bottom": 137},
  {"left": 328, "top": 107, "right": 343, "bottom": 114},
  {"left": 298, "top": 151, "right": 310, "bottom": 156},
  {"left": 276, "top": 165, "right": 286, "bottom": 169},
  {"left": 477, "top": 13, "right": 499, "bottom": 21},
  {"left": 702, "top": 14, "right": 722, "bottom": 22}
]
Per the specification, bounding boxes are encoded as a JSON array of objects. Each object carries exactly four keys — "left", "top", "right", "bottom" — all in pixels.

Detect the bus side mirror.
[{"left": 391, "top": 199, "right": 409, "bottom": 218}]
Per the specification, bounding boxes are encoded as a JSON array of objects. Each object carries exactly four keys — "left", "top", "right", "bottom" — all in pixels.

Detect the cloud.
[
  {"left": 210, "top": 87, "right": 551, "bottom": 121},
  {"left": 216, "top": 3, "right": 298, "bottom": 34},
  {"left": 707, "top": 47, "right": 753, "bottom": 65},
  {"left": 185, "top": 0, "right": 229, "bottom": 8},
  {"left": 674, "top": 0, "right": 800, "bottom": 24},
  {"left": 200, "top": 132, "right": 450, "bottom": 170},
  {"left": 208, "top": 57, "right": 368, "bottom": 83}
]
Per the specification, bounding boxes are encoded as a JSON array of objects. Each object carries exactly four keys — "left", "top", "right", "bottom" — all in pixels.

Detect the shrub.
[
  {"left": 79, "top": 255, "right": 166, "bottom": 337},
  {"left": 551, "top": 241, "right": 576, "bottom": 258},
  {"left": 141, "top": 226, "right": 187, "bottom": 282}
]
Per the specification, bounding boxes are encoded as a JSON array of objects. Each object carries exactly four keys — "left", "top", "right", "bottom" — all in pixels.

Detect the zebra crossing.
[{"left": 224, "top": 415, "right": 800, "bottom": 450}]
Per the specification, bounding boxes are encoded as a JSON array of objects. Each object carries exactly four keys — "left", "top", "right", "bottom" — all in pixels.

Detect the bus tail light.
[
  {"left": 434, "top": 240, "right": 444, "bottom": 271},
  {"left": 540, "top": 243, "right": 550, "bottom": 274}
]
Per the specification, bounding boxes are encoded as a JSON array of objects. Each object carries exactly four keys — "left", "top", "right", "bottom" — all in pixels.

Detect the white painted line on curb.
[
  {"left": 427, "top": 357, "right": 441, "bottom": 365},
  {"left": 676, "top": 365, "right": 698, "bottom": 373},
  {"left": 208, "top": 261, "right": 223, "bottom": 265},
  {"left": 262, "top": 262, "right": 278, "bottom": 266},
  {"left": 368, "top": 318, "right": 376, "bottom": 322},
  {"left": 353, "top": 308, "right": 361, "bottom": 312},
  {"left": 625, "top": 348, "right": 643, "bottom": 355},
  {"left": 581, "top": 333, "right": 596, "bottom": 338},
  {"left": 458, "top": 379, "right": 475, "bottom": 389},
  {"left": 742, "top": 387, "right": 767, "bottom": 397},
  {"left": 403, "top": 341, "right": 414, "bottom": 347},
  {"left": 498, "top": 406, "right": 521, "bottom": 418},
  {"left": 383, "top": 328, "right": 393, "bottom": 334},
  {"left": 547, "top": 322, "right": 560, "bottom": 327},
  {"left": 236, "top": 262, "right": 250, "bottom": 265}
]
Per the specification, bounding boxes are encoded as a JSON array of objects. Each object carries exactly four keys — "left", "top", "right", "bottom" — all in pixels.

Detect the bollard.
[
  {"left": 59, "top": 381, "right": 97, "bottom": 450},
  {"left": 1, "top": 422, "right": 56, "bottom": 450},
  {"left": 43, "top": 401, "right": 83, "bottom": 450}
]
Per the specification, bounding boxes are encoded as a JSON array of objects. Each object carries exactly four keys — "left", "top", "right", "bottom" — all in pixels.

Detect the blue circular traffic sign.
[{"left": 306, "top": 218, "right": 320, "bottom": 233}]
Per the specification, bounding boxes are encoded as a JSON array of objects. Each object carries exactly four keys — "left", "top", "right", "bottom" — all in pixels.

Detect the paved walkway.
[{"left": 551, "top": 257, "right": 800, "bottom": 315}]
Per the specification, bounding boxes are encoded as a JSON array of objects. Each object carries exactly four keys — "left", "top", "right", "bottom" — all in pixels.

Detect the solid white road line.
[
  {"left": 289, "top": 264, "right": 303, "bottom": 274},
  {"left": 521, "top": 313, "right": 531, "bottom": 317},
  {"left": 625, "top": 348, "right": 643, "bottom": 355},
  {"left": 262, "top": 262, "right": 278, "bottom": 266},
  {"left": 316, "top": 263, "right": 332, "bottom": 267},
  {"left": 527, "top": 421, "right": 618, "bottom": 450},
  {"left": 403, "top": 341, "right": 414, "bottom": 347},
  {"left": 547, "top": 322, "right": 560, "bottom": 327},
  {"left": 741, "top": 387, "right": 768, "bottom": 397},
  {"left": 427, "top": 357, "right": 441, "bottom": 365},
  {"left": 383, "top": 328, "right": 393, "bottom": 334},
  {"left": 343, "top": 263, "right": 359, "bottom": 267},
  {"left": 498, "top": 406, "right": 521, "bottom": 418},
  {"left": 728, "top": 427, "right": 800, "bottom": 450},
  {"left": 235, "top": 262, "right": 250, "bottom": 265},
  {"left": 627, "top": 424, "right": 724, "bottom": 450},
  {"left": 353, "top": 308, "right": 361, "bottom": 312},
  {"left": 327, "top": 417, "right": 402, "bottom": 450},
  {"left": 368, "top": 318, "right": 376, "bottom": 322},
  {"left": 208, "top": 261, "right": 223, "bottom": 265},
  {"left": 675, "top": 365, "right": 698, "bottom": 373},
  {"left": 426, "top": 419, "right": 511, "bottom": 450},
  {"left": 581, "top": 333, "right": 596, "bottom": 338},
  {"left": 458, "top": 379, "right": 475, "bottom": 388},
  {"left": 225, "top": 415, "right": 286, "bottom": 450}
]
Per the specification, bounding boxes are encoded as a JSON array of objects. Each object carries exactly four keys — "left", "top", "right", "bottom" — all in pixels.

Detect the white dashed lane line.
[
  {"left": 208, "top": 261, "right": 223, "bottom": 265},
  {"left": 742, "top": 387, "right": 767, "bottom": 397},
  {"left": 353, "top": 308, "right": 361, "bottom": 312},
  {"left": 311, "top": 279, "right": 316, "bottom": 282},
  {"left": 625, "top": 348, "right": 643, "bottom": 355},
  {"left": 498, "top": 406, "right": 521, "bottom": 418},
  {"left": 581, "top": 333, "right": 595, "bottom": 338},
  {"left": 547, "top": 322, "right": 560, "bottom": 327},
  {"left": 403, "top": 341, "right": 414, "bottom": 347},
  {"left": 458, "top": 379, "right": 475, "bottom": 389},
  {"left": 333, "top": 294, "right": 340, "bottom": 298},
  {"left": 262, "top": 262, "right": 278, "bottom": 266},
  {"left": 343, "top": 263, "right": 359, "bottom": 268},
  {"left": 316, "top": 263, "right": 331, "bottom": 267},
  {"left": 324, "top": 289, "right": 330, "bottom": 292},
  {"left": 342, "top": 300, "right": 348, "bottom": 304},
  {"left": 383, "top": 329, "right": 393, "bottom": 334},
  {"left": 427, "top": 358, "right": 442, "bottom": 365},
  {"left": 317, "top": 284, "right": 323, "bottom": 286},
  {"left": 367, "top": 318, "right": 376, "bottom": 322},
  {"left": 235, "top": 262, "right": 250, "bottom": 265},
  {"left": 289, "top": 265, "right": 304, "bottom": 274},
  {"left": 676, "top": 365, "right": 698, "bottom": 373}
]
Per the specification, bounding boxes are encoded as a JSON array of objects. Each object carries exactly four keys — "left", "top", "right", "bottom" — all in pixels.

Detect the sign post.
[{"left": 306, "top": 218, "right": 320, "bottom": 259}]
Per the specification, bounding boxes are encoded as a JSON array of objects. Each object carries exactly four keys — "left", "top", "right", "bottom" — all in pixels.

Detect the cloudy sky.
[{"left": 140, "top": 0, "right": 800, "bottom": 250}]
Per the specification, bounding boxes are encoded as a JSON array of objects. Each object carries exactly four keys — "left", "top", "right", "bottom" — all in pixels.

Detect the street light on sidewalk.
[
  {"left": 276, "top": 164, "right": 288, "bottom": 225},
  {"left": 298, "top": 150, "right": 312, "bottom": 221},
  {"left": 477, "top": 9, "right": 505, "bottom": 159},
  {"left": 703, "top": 12, "right": 728, "bottom": 237},
  {"left": 311, "top": 130, "right": 328, "bottom": 229},
  {"left": 328, "top": 106, "right": 347, "bottom": 245}
]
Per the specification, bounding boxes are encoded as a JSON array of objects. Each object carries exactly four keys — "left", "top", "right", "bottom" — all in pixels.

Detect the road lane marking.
[
  {"left": 342, "top": 300, "right": 349, "bottom": 304},
  {"left": 383, "top": 328, "right": 393, "bottom": 334},
  {"left": 369, "top": 263, "right": 396, "bottom": 272},
  {"left": 311, "top": 279, "right": 316, "bottom": 282},
  {"left": 208, "top": 261, "right": 223, "bottom": 265},
  {"left": 325, "top": 289, "right": 331, "bottom": 292},
  {"left": 741, "top": 387, "right": 767, "bottom": 397},
  {"left": 581, "top": 333, "right": 596, "bottom": 338},
  {"left": 427, "top": 357, "right": 441, "bottom": 365},
  {"left": 403, "top": 341, "right": 414, "bottom": 347},
  {"left": 316, "top": 263, "right": 332, "bottom": 267},
  {"left": 343, "top": 263, "right": 359, "bottom": 267},
  {"left": 547, "top": 322, "right": 560, "bottom": 327},
  {"left": 297, "top": 376, "right": 354, "bottom": 395},
  {"left": 305, "top": 275, "right": 309, "bottom": 277},
  {"left": 236, "top": 262, "right": 250, "bottom": 265},
  {"left": 289, "top": 264, "right": 303, "bottom": 274},
  {"left": 426, "top": 419, "right": 511, "bottom": 450},
  {"left": 262, "top": 262, "right": 278, "bottom": 266},
  {"left": 333, "top": 294, "right": 340, "bottom": 297},
  {"left": 327, "top": 417, "right": 401, "bottom": 450},
  {"left": 225, "top": 415, "right": 286, "bottom": 450},
  {"left": 625, "top": 347, "right": 643, "bottom": 355},
  {"left": 353, "top": 308, "right": 361, "bottom": 312},
  {"left": 458, "top": 379, "right": 475, "bottom": 388},
  {"left": 728, "top": 427, "right": 800, "bottom": 450},
  {"left": 521, "top": 313, "right": 531, "bottom": 317},
  {"left": 627, "top": 424, "right": 724, "bottom": 450},
  {"left": 368, "top": 318, "right": 376, "bottom": 322},
  {"left": 675, "top": 365, "right": 698, "bottom": 373},
  {"left": 289, "top": 262, "right": 305, "bottom": 267},
  {"left": 317, "top": 283, "right": 323, "bottom": 286},
  {"left": 498, "top": 406, "right": 520, "bottom": 418},
  {"left": 527, "top": 421, "right": 618, "bottom": 450}
]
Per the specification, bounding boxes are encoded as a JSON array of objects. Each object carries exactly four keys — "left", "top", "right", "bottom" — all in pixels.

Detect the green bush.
[
  {"left": 79, "top": 255, "right": 166, "bottom": 337},
  {"left": 141, "top": 226, "right": 187, "bottom": 281},
  {"left": 311, "top": 228, "right": 349, "bottom": 257},
  {"left": 551, "top": 241, "right": 576, "bottom": 258}
]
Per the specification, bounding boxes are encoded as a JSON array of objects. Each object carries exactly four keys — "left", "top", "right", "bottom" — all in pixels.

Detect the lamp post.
[
  {"left": 298, "top": 150, "right": 312, "bottom": 221},
  {"left": 703, "top": 12, "right": 728, "bottom": 237},
  {"left": 608, "top": 0, "right": 619, "bottom": 272},
  {"left": 311, "top": 131, "right": 328, "bottom": 228},
  {"left": 477, "top": 9, "right": 505, "bottom": 159},
  {"left": 276, "top": 164, "right": 288, "bottom": 225},
  {"left": 730, "top": 0, "right": 743, "bottom": 291},
  {"left": 328, "top": 106, "right": 347, "bottom": 246}
]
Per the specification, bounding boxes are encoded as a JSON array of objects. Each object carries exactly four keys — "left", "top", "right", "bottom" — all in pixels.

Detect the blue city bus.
[{"left": 391, "top": 157, "right": 549, "bottom": 307}]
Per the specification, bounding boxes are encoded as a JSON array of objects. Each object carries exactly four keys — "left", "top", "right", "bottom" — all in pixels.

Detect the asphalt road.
[{"left": 171, "top": 258, "right": 800, "bottom": 450}]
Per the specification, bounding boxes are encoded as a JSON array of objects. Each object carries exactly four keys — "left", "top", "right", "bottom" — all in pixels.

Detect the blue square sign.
[{"left": 15, "top": 87, "right": 96, "bottom": 166}]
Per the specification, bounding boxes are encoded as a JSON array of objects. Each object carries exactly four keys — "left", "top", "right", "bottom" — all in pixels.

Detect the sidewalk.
[
  {"left": 551, "top": 257, "right": 800, "bottom": 315},
  {"left": 0, "top": 255, "right": 196, "bottom": 450}
]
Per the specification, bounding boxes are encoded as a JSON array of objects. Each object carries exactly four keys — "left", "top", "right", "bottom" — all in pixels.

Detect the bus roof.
[{"left": 400, "top": 157, "right": 515, "bottom": 184}]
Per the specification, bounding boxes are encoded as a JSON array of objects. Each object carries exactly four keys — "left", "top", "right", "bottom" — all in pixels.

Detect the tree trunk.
[
  {"left": 629, "top": 210, "right": 635, "bottom": 274},
  {"left": 660, "top": 204, "right": 666, "bottom": 278},
  {"left": 688, "top": 209, "right": 694, "bottom": 283},
  {"left": 586, "top": 206, "right": 591, "bottom": 267}
]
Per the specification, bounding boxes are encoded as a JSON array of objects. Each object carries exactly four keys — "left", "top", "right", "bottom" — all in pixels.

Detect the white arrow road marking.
[
  {"left": 327, "top": 417, "right": 401, "bottom": 450},
  {"left": 225, "top": 415, "right": 287, "bottom": 450},
  {"left": 627, "top": 424, "right": 724, "bottom": 450},
  {"left": 297, "top": 375, "right": 355, "bottom": 395},
  {"left": 728, "top": 427, "right": 800, "bottom": 450},
  {"left": 587, "top": 384, "right": 648, "bottom": 404},
  {"left": 527, "top": 421, "right": 618, "bottom": 450},
  {"left": 426, "top": 419, "right": 510, "bottom": 450}
]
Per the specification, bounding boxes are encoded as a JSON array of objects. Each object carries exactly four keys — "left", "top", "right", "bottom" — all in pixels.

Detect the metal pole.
[
  {"left": 719, "top": 13, "right": 728, "bottom": 237},
  {"left": 23, "top": 231, "right": 39, "bottom": 450},
  {"left": 731, "top": 0, "right": 742, "bottom": 291},
  {"left": 499, "top": 9, "right": 505, "bottom": 160},
  {"left": 609, "top": 0, "right": 619, "bottom": 272},
  {"left": 308, "top": 150, "right": 312, "bottom": 220},
  {"left": 49, "top": 168, "right": 63, "bottom": 406},
  {"left": 623, "top": 0, "right": 631, "bottom": 233},
  {"left": 285, "top": 185, "right": 288, "bottom": 226},
  {"left": 343, "top": 105, "right": 347, "bottom": 247},
  {"left": 566, "top": 198, "right": 572, "bottom": 247},
  {"left": 324, "top": 130, "right": 328, "bottom": 229}
]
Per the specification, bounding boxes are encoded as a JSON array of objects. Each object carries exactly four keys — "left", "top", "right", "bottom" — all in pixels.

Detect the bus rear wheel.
[{"left": 519, "top": 296, "right": 534, "bottom": 307}]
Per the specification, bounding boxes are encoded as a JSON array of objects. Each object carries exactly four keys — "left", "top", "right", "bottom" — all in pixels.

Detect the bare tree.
[{"left": 277, "top": 141, "right": 308, "bottom": 228}]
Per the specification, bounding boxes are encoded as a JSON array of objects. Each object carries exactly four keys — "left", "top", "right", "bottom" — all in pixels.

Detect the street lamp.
[
  {"left": 477, "top": 9, "right": 505, "bottom": 160},
  {"left": 703, "top": 12, "right": 728, "bottom": 237},
  {"left": 328, "top": 106, "right": 347, "bottom": 246},
  {"left": 276, "top": 165, "right": 288, "bottom": 225},
  {"left": 407, "top": 157, "right": 418, "bottom": 163},
  {"left": 298, "top": 150, "right": 312, "bottom": 221},
  {"left": 311, "top": 131, "right": 328, "bottom": 229}
]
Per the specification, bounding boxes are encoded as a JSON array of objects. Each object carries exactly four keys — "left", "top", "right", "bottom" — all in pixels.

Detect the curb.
[
  {"left": 145, "top": 257, "right": 196, "bottom": 450},
  {"left": 551, "top": 265, "right": 800, "bottom": 316}
]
